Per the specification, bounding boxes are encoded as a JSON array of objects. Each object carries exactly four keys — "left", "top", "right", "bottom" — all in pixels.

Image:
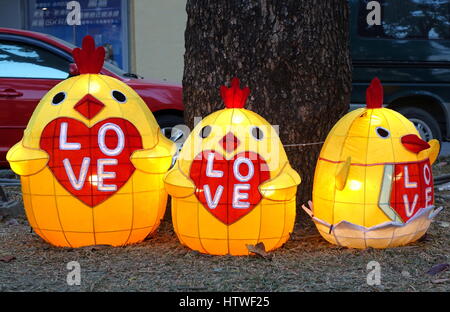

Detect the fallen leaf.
[
  {"left": 426, "top": 263, "right": 450, "bottom": 276},
  {"left": 246, "top": 242, "right": 272, "bottom": 260},
  {"left": 437, "top": 221, "right": 450, "bottom": 228},
  {"left": 0, "top": 256, "right": 16, "bottom": 263},
  {"left": 401, "top": 270, "right": 411, "bottom": 278},
  {"left": 431, "top": 278, "right": 449, "bottom": 284},
  {"left": 6, "top": 218, "right": 19, "bottom": 226}
]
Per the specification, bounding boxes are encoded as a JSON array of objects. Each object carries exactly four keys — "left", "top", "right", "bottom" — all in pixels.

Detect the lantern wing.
[
  {"left": 6, "top": 140, "right": 49, "bottom": 176},
  {"left": 164, "top": 164, "right": 196, "bottom": 198},
  {"left": 421, "top": 139, "right": 440, "bottom": 165},
  {"left": 336, "top": 156, "right": 351, "bottom": 191},
  {"left": 130, "top": 133, "right": 176, "bottom": 174},
  {"left": 259, "top": 163, "right": 301, "bottom": 201}
]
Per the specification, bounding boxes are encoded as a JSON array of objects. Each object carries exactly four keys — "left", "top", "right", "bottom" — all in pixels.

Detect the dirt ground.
[{"left": 0, "top": 159, "right": 449, "bottom": 292}]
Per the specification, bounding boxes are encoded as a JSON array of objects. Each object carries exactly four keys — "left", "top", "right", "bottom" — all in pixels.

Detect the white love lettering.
[
  {"left": 233, "top": 157, "right": 254, "bottom": 182},
  {"left": 404, "top": 166, "right": 417, "bottom": 189},
  {"left": 98, "top": 123, "right": 125, "bottom": 156},
  {"left": 97, "top": 158, "right": 118, "bottom": 191},
  {"left": 59, "top": 122, "right": 81, "bottom": 150},
  {"left": 206, "top": 152, "right": 223, "bottom": 178},
  {"left": 63, "top": 157, "right": 90, "bottom": 190},
  {"left": 59, "top": 122, "right": 125, "bottom": 192},
  {"left": 202, "top": 153, "right": 256, "bottom": 210},
  {"left": 232, "top": 184, "right": 250, "bottom": 209},
  {"left": 423, "top": 163, "right": 431, "bottom": 185},
  {"left": 425, "top": 187, "right": 432, "bottom": 208},
  {"left": 403, "top": 193, "right": 419, "bottom": 218},
  {"left": 203, "top": 184, "right": 223, "bottom": 209}
]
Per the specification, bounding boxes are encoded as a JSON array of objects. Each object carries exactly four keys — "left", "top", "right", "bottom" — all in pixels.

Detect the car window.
[
  {"left": 0, "top": 40, "right": 70, "bottom": 79},
  {"left": 358, "top": 0, "right": 450, "bottom": 40},
  {"left": 43, "top": 34, "right": 128, "bottom": 77}
]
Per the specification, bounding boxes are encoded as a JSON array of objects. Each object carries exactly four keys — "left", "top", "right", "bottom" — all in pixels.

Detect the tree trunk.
[{"left": 183, "top": 0, "right": 352, "bottom": 215}]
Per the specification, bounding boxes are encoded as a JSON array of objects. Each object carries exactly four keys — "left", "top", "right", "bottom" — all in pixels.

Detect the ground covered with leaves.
[{"left": 0, "top": 159, "right": 449, "bottom": 292}]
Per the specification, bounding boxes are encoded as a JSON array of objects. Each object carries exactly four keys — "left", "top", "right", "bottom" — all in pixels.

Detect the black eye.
[
  {"left": 199, "top": 126, "right": 211, "bottom": 138},
  {"left": 52, "top": 92, "right": 66, "bottom": 105},
  {"left": 251, "top": 127, "right": 264, "bottom": 140},
  {"left": 112, "top": 90, "right": 126, "bottom": 103},
  {"left": 376, "top": 127, "right": 390, "bottom": 138}
]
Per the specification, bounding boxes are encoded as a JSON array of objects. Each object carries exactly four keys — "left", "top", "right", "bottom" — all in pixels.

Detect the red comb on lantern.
[
  {"left": 72, "top": 35, "right": 105, "bottom": 74},
  {"left": 220, "top": 77, "right": 250, "bottom": 109},
  {"left": 366, "top": 77, "right": 384, "bottom": 109}
]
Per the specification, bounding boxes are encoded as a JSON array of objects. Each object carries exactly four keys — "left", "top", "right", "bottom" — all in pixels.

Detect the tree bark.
[{"left": 183, "top": 0, "right": 352, "bottom": 213}]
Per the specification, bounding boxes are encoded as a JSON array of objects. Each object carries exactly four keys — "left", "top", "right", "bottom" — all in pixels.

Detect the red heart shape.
[
  {"left": 190, "top": 150, "right": 270, "bottom": 225},
  {"left": 40, "top": 117, "right": 143, "bottom": 207}
]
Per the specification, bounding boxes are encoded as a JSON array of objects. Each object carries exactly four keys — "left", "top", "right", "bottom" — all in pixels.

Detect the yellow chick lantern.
[
  {"left": 7, "top": 36, "right": 174, "bottom": 247},
  {"left": 303, "top": 77, "right": 441, "bottom": 249},
  {"left": 164, "top": 78, "right": 301, "bottom": 256}
]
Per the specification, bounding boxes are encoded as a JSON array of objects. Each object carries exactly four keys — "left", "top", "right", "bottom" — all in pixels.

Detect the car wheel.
[
  {"left": 156, "top": 114, "right": 186, "bottom": 165},
  {"left": 396, "top": 107, "right": 442, "bottom": 142}
]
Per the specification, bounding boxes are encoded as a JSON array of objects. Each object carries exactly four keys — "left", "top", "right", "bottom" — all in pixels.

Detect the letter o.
[
  {"left": 233, "top": 157, "right": 254, "bottom": 182},
  {"left": 98, "top": 123, "right": 125, "bottom": 156},
  {"left": 423, "top": 163, "right": 431, "bottom": 185}
]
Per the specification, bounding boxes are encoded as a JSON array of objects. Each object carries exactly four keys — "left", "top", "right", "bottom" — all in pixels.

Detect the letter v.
[
  {"left": 63, "top": 157, "right": 90, "bottom": 190},
  {"left": 403, "top": 193, "right": 418, "bottom": 218},
  {"left": 203, "top": 184, "right": 223, "bottom": 209}
]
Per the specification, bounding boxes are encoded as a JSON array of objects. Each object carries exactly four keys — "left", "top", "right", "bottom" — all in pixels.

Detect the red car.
[{"left": 0, "top": 28, "right": 184, "bottom": 167}]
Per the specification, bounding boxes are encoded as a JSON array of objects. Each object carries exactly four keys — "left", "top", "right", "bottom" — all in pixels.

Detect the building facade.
[{"left": 0, "top": 0, "right": 186, "bottom": 83}]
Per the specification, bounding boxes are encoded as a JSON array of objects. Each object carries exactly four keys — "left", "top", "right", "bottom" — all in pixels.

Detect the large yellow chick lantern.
[
  {"left": 164, "top": 78, "right": 301, "bottom": 255},
  {"left": 303, "top": 77, "right": 441, "bottom": 249},
  {"left": 7, "top": 36, "right": 174, "bottom": 247}
]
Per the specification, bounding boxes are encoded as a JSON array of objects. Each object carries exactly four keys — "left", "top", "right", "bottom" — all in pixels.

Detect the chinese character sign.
[
  {"left": 7, "top": 36, "right": 175, "bottom": 247},
  {"left": 164, "top": 78, "right": 301, "bottom": 256},
  {"left": 304, "top": 78, "right": 441, "bottom": 249}
]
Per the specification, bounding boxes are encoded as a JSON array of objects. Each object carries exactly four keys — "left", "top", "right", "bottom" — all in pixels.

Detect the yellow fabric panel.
[
  {"left": 334, "top": 165, "right": 366, "bottom": 204},
  {"left": 64, "top": 233, "right": 96, "bottom": 248},
  {"left": 177, "top": 235, "right": 208, "bottom": 254},
  {"left": 132, "top": 191, "right": 162, "bottom": 229},
  {"left": 258, "top": 200, "right": 285, "bottom": 240},
  {"left": 40, "top": 230, "right": 69, "bottom": 247},
  {"left": 198, "top": 205, "right": 228, "bottom": 239},
  {"left": 228, "top": 239, "right": 258, "bottom": 255},
  {"left": 199, "top": 238, "right": 229, "bottom": 255},
  {"left": 56, "top": 195, "right": 94, "bottom": 232},
  {"left": 311, "top": 196, "right": 334, "bottom": 224},
  {"left": 327, "top": 108, "right": 365, "bottom": 137},
  {"left": 319, "top": 135, "right": 347, "bottom": 161},
  {"left": 313, "top": 160, "right": 337, "bottom": 201},
  {"left": 172, "top": 196, "right": 201, "bottom": 238},
  {"left": 228, "top": 205, "right": 261, "bottom": 240},
  {"left": 127, "top": 228, "right": 154, "bottom": 245},
  {"left": 95, "top": 230, "right": 131, "bottom": 247},
  {"left": 31, "top": 195, "right": 61, "bottom": 231},
  {"left": 364, "top": 204, "right": 391, "bottom": 228},
  {"left": 333, "top": 201, "right": 365, "bottom": 227},
  {"left": 93, "top": 193, "right": 133, "bottom": 232},
  {"left": 282, "top": 198, "right": 296, "bottom": 238}
]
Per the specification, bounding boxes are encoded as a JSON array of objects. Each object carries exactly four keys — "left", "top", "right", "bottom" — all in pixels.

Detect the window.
[
  {"left": 26, "top": 0, "right": 130, "bottom": 71},
  {"left": 0, "top": 41, "right": 70, "bottom": 79},
  {"left": 358, "top": 0, "right": 450, "bottom": 40}
]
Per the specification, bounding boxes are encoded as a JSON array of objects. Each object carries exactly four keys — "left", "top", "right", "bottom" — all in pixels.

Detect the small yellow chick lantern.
[
  {"left": 303, "top": 77, "right": 441, "bottom": 249},
  {"left": 7, "top": 36, "right": 174, "bottom": 247},
  {"left": 164, "top": 78, "right": 301, "bottom": 255}
]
